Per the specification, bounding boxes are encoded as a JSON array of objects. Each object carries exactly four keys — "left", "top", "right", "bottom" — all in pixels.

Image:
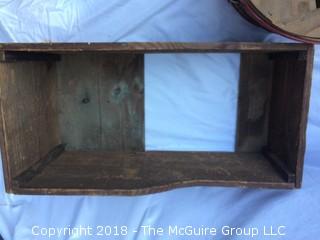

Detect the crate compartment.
[
  {"left": 0, "top": 43, "right": 313, "bottom": 195},
  {"left": 16, "top": 151, "right": 288, "bottom": 195}
]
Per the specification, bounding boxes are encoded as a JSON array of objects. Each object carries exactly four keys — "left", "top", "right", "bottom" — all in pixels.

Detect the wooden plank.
[
  {"left": 14, "top": 144, "right": 65, "bottom": 183},
  {"left": 266, "top": 48, "right": 314, "bottom": 188},
  {"left": 56, "top": 54, "right": 102, "bottom": 150},
  {"left": 0, "top": 61, "right": 60, "bottom": 181},
  {"left": 57, "top": 53, "right": 144, "bottom": 151},
  {"left": 236, "top": 53, "right": 273, "bottom": 152},
  {"left": 0, "top": 62, "right": 39, "bottom": 178},
  {"left": 295, "top": 46, "right": 314, "bottom": 187},
  {"left": 0, "top": 96, "right": 12, "bottom": 192},
  {"left": 38, "top": 62, "right": 61, "bottom": 159},
  {"left": 0, "top": 51, "right": 60, "bottom": 62},
  {"left": 263, "top": 148, "right": 295, "bottom": 183},
  {"left": 14, "top": 151, "right": 293, "bottom": 195},
  {"left": 99, "top": 54, "right": 144, "bottom": 151},
  {"left": 0, "top": 43, "right": 311, "bottom": 53}
]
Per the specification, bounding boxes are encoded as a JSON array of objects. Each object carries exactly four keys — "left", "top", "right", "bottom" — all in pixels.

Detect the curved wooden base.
[{"left": 12, "top": 151, "right": 294, "bottom": 195}]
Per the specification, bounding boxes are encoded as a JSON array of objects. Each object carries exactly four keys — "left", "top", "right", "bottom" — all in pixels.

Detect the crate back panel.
[{"left": 56, "top": 53, "right": 144, "bottom": 151}]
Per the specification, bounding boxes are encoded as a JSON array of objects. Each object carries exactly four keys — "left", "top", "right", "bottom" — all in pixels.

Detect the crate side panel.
[
  {"left": 267, "top": 50, "right": 312, "bottom": 187},
  {"left": 0, "top": 61, "right": 60, "bottom": 179},
  {"left": 236, "top": 53, "right": 273, "bottom": 152}
]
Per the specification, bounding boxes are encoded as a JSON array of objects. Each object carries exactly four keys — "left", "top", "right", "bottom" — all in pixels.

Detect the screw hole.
[
  {"left": 114, "top": 87, "right": 121, "bottom": 95},
  {"left": 82, "top": 97, "right": 90, "bottom": 104}
]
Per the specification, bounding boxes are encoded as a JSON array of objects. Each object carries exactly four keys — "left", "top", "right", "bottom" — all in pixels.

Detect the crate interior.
[{"left": 0, "top": 46, "right": 310, "bottom": 194}]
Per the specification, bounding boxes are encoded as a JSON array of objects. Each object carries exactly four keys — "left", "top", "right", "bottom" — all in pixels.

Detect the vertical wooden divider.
[{"left": 267, "top": 50, "right": 314, "bottom": 187}]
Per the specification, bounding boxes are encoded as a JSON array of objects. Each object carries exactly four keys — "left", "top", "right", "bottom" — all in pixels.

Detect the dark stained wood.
[
  {"left": 0, "top": 51, "right": 60, "bottom": 62},
  {"left": 13, "top": 151, "right": 293, "bottom": 195},
  {"left": 0, "top": 61, "right": 60, "bottom": 180},
  {"left": 56, "top": 53, "right": 144, "bottom": 151},
  {"left": 0, "top": 98, "right": 11, "bottom": 192},
  {"left": 14, "top": 144, "right": 65, "bottom": 183},
  {"left": 295, "top": 46, "right": 314, "bottom": 188},
  {"left": 236, "top": 53, "right": 273, "bottom": 152},
  {"left": 262, "top": 148, "right": 295, "bottom": 183},
  {"left": 0, "top": 43, "right": 314, "bottom": 195},
  {"left": 38, "top": 62, "right": 61, "bottom": 164},
  {"left": 266, "top": 49, "right": 314, "bottom": 188},
  {"left": 0, "top": 42, "right": 311, "bottom": 53}
]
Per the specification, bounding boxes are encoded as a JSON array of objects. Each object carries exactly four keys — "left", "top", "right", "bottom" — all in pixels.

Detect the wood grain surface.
[
  {"left": 0, "top": 61, "right": 59, "bottom": 182},
  {"left": 236, "top": 53, "right": 273, "bottom": 152},
  {"left": 14, "top": 151, "right": 293, "bottom": 195},
  {"left": 56, "top": 53, "right": 144, "bottom": 151},
  {"left": 0, "top": 42, "right": 311, "bottom": 53},
  {"left": 266, "top": 49, "right": 314, "bottom": 188},
  {"left": 0, "top": 42, "right": 314, "bottom": 194}
]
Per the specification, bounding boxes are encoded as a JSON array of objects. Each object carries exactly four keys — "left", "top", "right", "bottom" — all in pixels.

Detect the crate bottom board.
[{"left": 11, "top": 150, "right": 294, "bottom": 195}]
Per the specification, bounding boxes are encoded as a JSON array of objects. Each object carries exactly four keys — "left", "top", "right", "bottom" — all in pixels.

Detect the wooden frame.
[{"left": 0, "top": 42, "right": 314, "bottom": 195}]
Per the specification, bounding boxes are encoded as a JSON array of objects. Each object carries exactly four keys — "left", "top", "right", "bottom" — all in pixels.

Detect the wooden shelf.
[
  {"left": 0, "top": 42, "right": 311, "bottom": 53},
  {"left": 13, "top": 151, "right": 294, "bottom": 195},
  {"left": 0, "top": 42, "right": 313, "bottom": 195}
]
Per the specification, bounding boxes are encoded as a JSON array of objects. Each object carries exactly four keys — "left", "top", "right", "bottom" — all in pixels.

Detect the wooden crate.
[{"left": 0, "top": 42, "right": 314, "bottom": 195}]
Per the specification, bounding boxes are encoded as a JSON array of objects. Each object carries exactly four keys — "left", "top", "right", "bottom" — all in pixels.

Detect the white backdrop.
[{"left": 0, "top": 0, "right": 319, "bottom": 239}]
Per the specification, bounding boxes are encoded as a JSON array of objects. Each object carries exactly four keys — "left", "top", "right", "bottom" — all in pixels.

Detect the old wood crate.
[{"left": 0, "top": 43, "right": 314, "bottom": 195}]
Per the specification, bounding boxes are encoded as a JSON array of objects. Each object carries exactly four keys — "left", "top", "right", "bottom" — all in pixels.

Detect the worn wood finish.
[
  {"left": 13, "top": 151, "right": 293, "bottom": 195},
  {"left": 295, "top": 47, "right": 314, "bottom": 187},
  {"left": 0, "top": 51, "right": 61, "bottom": 62},
  {"left": 99, "top": 54, "right": 144, "bottom": 151},
  {"left": 266, "top": 50, "right": 313, "bottom": 188},
  {"left": 263, "top": 149, "right": 295, "bottom": 183},
  {"left": 57, "top": 54, "right": 100, "bottom": 150},
  {"left": 0, "top": 42, "right": 311, "bottom": 53},
  {"left": 0, "top": 61, "right": 60, "bottom": 184},
  {"left": 236, "top": 53, "right": 273, "bottom": 152},
  {"left": 0, "top": 43, "right": 314, "bottom": 195},
  {"left": 14, "top": 144, "right": 65, "bottom": 183},
  {"left": 57, "top": 53, "right": 144, "bottom": 151}
]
